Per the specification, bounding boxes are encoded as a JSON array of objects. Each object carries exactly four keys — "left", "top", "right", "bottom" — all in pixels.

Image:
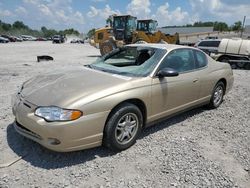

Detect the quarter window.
[
  {"left": 159, "top": 49, "right": 196, "bottom": 73},
  {"left": 194, "top": 50, "right": 208, "bottom": 68}
]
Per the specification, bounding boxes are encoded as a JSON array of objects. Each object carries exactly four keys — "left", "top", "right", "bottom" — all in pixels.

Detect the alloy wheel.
[
  {"left": 213, "top": 85, "right": 224, "bottom": 106},
  {"left": 115, "top": 113, "right": 139, "bottom": 145}
]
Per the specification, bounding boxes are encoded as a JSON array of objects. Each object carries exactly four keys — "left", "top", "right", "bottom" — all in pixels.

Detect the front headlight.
[{"left": 35, "top": 106, "right": 83, "bottom": 122}]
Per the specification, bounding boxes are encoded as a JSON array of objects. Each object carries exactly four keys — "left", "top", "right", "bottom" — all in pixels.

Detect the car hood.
[{"left": 20, "top": 67, "right": 134, "bottom": 107}]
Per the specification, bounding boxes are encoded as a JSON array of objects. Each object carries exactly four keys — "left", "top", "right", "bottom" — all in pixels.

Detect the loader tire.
[{"left": 100, "top": 40, "right": 117, "bottom": 56}]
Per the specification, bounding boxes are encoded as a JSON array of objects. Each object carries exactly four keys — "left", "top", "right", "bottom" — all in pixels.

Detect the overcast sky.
[{"left": 0, "top": 0, "right": 249, "bottom": 33}]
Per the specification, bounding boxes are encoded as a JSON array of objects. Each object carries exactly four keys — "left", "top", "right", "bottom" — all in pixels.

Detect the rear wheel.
[
  {"left": 208, "top": 81, "right": 225, "bottom": 109},
  {"left": 103, "top": 103, "right": 143, "bottom": 151},
  {"left": 220, "top": 56, "right": 237, "bottom": 69},
  {"left": 238, "top": 57, "right": 249, "bottom": 69},
  {"left": 100, "top": 40, "right": 117, "bottom": 56},
  {"left": 245, "top": 63, "right": 250, "bottom": 70},
  {"left": 236, "top": 61, "right": 245, "bottom": 68}
]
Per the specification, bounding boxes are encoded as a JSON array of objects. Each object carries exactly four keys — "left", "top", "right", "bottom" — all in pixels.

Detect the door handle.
[{"left": 193, "top": 79, "right": 198, "bottom": 83}]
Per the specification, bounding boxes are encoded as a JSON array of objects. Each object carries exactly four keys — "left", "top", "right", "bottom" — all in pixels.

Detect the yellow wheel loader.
[
  {"left": 133, "top": 19, "right": 179, "bottom": 44},
  {"left": 90, "top": 15, "right": 180, "bottom": 56}
]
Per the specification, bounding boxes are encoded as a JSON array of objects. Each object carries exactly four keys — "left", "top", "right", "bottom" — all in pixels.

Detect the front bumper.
[{"left": 12, "top": 94, "right": 109, "bottom": 152}]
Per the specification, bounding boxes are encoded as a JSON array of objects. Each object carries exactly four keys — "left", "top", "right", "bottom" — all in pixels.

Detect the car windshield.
[{"left": 87, "top": 46, "right": 166, "bottom": 77}]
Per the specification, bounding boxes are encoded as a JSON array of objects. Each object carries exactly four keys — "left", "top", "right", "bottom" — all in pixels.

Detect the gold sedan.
[{"left": 12, "top": 44, "right": 234, "bottom": 152}]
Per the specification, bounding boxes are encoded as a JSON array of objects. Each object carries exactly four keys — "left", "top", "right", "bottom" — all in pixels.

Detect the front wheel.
[
  {"left": 100, "top": 40, "right": 117, "bottom": 56},
  {"left": 208, "top": 81, "right": 225, "bottom": 109},
  {"left": 103, "top": 103, "right": 143, "bottom": 151}
]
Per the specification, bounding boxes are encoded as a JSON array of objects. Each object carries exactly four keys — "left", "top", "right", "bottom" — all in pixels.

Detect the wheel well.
[
  {"left": 105, "top": 99, "right": 147, "bottom": 127},
  {"left": 218, "top": 78, "right": 227, "bottom": 92},
  {"left": 217, "top": 55, "right": 230, "bottom": 61}
]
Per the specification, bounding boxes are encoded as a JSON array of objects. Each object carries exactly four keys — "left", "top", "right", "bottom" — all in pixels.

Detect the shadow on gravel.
[
  {"left": 6, "top": 123, "right": 116, "bottom": 169},
  {"left": 7, "top": 107, "right": 205, "bottom": 169},
  {"left": 140, "top": 107, "right": 205, "bottom": 139}
]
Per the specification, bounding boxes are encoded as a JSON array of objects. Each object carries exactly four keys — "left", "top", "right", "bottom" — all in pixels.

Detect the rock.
[{"left": 170, "top": 182, "right": 177, "bottom": 187}]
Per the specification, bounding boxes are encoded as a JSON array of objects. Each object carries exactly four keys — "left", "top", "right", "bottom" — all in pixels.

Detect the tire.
[
  {"left": 245, "top": 63, "right": 250, "bottom": 70},
  {"left": 103, "top": 103, "right": 143, "bottom": 151},
  {"left": 220, "top": 56, "right": 237, "bottom": 69},
  {"left": 100, "top": 40, "right": 117, "bottom": 56},
  {"left": 230, "top": 63, "right": 237, "bottom": 69},
  {"left": 219, "top": 56, "right": 230, "bottom": 63},
  {"left": 239, "top": 57, "right": 249, "bottom": 70},
  {"left": 208, "top": 81, "right": 225, "bottom": 109},
  {"left": 236, "top": 61, "right": 245, "bottom": 69}
]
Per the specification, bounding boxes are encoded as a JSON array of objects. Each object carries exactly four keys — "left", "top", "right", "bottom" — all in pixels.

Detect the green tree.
[
  {"left": 2, "top": 23, "right": 12, "bottom": 31},
  {"left": 63, "top": 28, "right": 80, "bottom": 36},
  {"left": 232, "top": 21, "right": 242, "bottom": 32},
  {"left": 41, "top": 26, "right": 47, "bottom": 33},
  {"left": 12, "top": 21, "right": 28, "bottom": 30},
  {"left": 193, "top": 21, "right": 214, "bottom": 27},
  {"left": 87, "top": 28, "right": 95, "bottom": 38},
  {"left": 45, "top": 29, "right": 58, "bottom": 37},
  {"left": 213, "top": 22, "right": 229, "bottom": 31}
]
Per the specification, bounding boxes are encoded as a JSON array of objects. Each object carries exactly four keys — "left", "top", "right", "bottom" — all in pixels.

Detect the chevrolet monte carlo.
[{"left": 12, "top": 44, "right": 234, "bottom": 152}]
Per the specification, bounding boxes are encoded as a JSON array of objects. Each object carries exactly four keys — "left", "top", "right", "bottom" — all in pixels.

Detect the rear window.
[{"left": 198, "top": 40, "right": 221, "bottom": 47}]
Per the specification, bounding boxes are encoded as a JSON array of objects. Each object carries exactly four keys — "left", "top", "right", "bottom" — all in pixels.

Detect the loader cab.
[
  {"left": 137, "top": 19, "right": 158, "bottom": 34},
  {"left": 113, "top": 15, "right": 137, "bottom": 43}
]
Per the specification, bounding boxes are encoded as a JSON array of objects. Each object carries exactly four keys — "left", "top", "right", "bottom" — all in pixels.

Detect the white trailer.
[{"left": 216, "top": 38, "right": 250, "bottom": 69}]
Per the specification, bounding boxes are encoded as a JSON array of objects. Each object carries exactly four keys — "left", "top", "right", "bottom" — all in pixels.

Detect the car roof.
[{"left": 127, "top": 43, "right": 195, "bottom": 51}]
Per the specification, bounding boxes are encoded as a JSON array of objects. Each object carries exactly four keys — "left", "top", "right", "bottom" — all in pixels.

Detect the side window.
[
  {"left": 198, "top": 41, "right": 209, "bottom": 47},
  {"left": 159, "top": 49, "right": 196, "bottom": 73},
  {"left": 198, "top": 40, "right": 220, "bottom": 47},
  {"left": 194, "top": 50, "right": 208, "bottom": 68},
  {"left": 97, "top": 32, "right": 103, "bottom": 40},
  {"left": 210, "top": 41, "right": 220, "bottom": 47}
]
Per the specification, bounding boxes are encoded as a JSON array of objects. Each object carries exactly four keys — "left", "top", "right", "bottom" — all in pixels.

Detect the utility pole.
[{"left": 240, "top": 16, "right": 246, "bottom": 38}]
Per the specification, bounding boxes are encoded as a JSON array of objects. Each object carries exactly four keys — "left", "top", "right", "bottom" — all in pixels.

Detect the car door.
[{"left": 150, "top": 48, "right": 200, "bottom": 121}]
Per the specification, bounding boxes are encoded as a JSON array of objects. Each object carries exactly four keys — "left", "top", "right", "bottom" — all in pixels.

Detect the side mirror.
[{"left": 157, "top": 68, "right": 179, "bottom": 77}]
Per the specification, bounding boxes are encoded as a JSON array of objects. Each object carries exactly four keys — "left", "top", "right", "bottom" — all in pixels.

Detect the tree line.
[
  {"left": 1, "top": 19, "right": 243, "bottom": 39},
  {"left": 0, "top": 20, "right": 81, "bottom": 37},
  {"left": 163, "top": 21, "right": 243, "bottom": 32}
]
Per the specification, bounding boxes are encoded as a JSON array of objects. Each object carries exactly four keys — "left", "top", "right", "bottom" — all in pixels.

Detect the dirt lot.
[{"left": 0, "top": 42, "right": 249, "bottom": 188}]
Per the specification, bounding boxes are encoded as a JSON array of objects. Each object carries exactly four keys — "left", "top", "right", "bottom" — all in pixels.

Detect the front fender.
[{"left": 79, "top": 85, "right": 152, "bottom": 120}]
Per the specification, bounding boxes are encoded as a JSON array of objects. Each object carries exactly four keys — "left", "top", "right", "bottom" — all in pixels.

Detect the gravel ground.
[{"left": 0, "top": 42, "right": 249, "bottom": 188}]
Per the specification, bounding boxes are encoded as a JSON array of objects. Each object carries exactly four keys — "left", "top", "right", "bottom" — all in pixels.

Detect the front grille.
[{"left": 15, "top": 121, "right": 42, "bottom": 140}]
